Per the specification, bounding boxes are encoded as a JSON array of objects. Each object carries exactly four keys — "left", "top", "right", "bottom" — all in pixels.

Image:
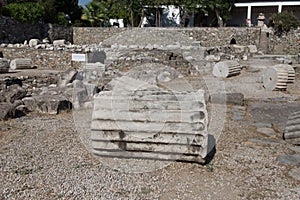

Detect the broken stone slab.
[
  {"left": 0, "top": 58, "right": 9, "bottom": 73},
  {"left": 0, "top": 100, "right": 24, "bottom": 120},
  {"left": 210, "top": 93, "right": 244, "bottom": 106},
  {"left": 22, "top": 95, "right": 72, "bottom": 115},
  {"left": 72, "top": 80, "right": 89, "bottom": 109},
  {"left": 57, "top": 68, "right": 78, "bottom": 87},
  {"left": 0, "top": 84, "right": 27, "bottom": 103},
  {"left": 80, "top": 62, "right": 105, "bottom": 82},
  {"left": 247, "top": 45, "right": 258, "bottom": 54},
  {"left": 289, "top": 167, "right": 300, "bottom": 181},
  {"left": 232, "top": 45, "right": 246, "bottom": 53},
  {"left": 283, "top": 111, "right": 300, "bottom": 145},
  {"left": 53, "top": 39, "right": 67, "bottom": 46},
  {"left": 205, "top": 55, "right": 221, "bottom": 62},
  {"left": 213, "top": 60, "right": 241, "bottom": 78},
  {"left": 87, "top": 51, "right": 106, "bottom": 63},
  {"left": 0, "top": 102, "right": 15, "bottom": 120},
  {"left": 276, "top": 154, "right": 300, "bottom": 166},
  {"left": 256, "top": 127, "right": 276, "bottom": 137},
  {"left": 10, "top": 58, "right": 33, "bottom": 70}
]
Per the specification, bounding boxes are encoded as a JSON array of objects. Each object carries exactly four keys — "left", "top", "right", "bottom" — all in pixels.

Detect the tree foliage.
[
  {"left": 3, "top": 2, "right": 45, "bottom": 23},
  {"left": 81, "top": 1, "right": 108, "bottom": 26},
  {"left": 268, "top": 11, "right": 300, "bottom": 36},
  {"left": 2, "top": 0, "right": 82, "bottom": 25}
]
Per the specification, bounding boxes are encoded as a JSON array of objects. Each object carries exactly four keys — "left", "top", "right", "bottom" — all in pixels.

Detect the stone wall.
[
  {"left": 177, "top": 27, "right": 261, "bottom": 47},
  {"left": 0, "top": 16, "right": 73, "bottom": 44},
  {"left": 73, "top": 27, "right": 261, "bottom": 47},
  {"left": 269, "top": 29, "right": 300, "bottom": 55},
  {"left": 73, "top": 27, "right": 126, "bottom": 45},
  {"left": 0, "top": 47, "right": 80, "bottom": 70},
  {"left": 73, "top": 27, "right": 299, "bottom": 54},
  {"left": 0, "top": 74, "right": 58, "bottom": 95}
]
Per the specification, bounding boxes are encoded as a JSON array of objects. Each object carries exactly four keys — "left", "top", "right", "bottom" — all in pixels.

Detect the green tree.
[
  {"left": 268, "top": 11, "right": 300, "bottom": 36},
  {"left": 81, "top": 1, "right": 108, "bottom": 26},
  {"left": 3, "top": 2, "right": 45, "bottom": 23},
  {"left": 3, "top": 0, "right": 82, "bottom": 25},
  {"left": 201, "top": 0, "right": 235, "bottom": 27}
]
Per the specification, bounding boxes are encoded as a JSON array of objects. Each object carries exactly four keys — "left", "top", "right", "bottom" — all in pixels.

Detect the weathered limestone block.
[
  {"left": 274, "top": 64, "right": 295, "bottom": 84},
  {"left": 28, "top": 39, "right": 40, "bottom": 47},
  {"left": 23, "top": 95, "right": 72, "bottom": 115},
  {"left": 80, "top": 62, "right": 105, "bottom": 82},
  {"left": 72, "top": 80, "right": 88, "bottom": 109},
  {"left": 10, "top": 58, "right": 33, "bottom": 70},
  {"left": 0, "top": 100, "right": 24, "bottom": 120},
  {"left": 91, "top": 76, "right": 210, "bottom": 163},
  {"left": 0, "top": 84, "right": 27, "bottom": 103},
  {"left": 232, "top": 45, "right": 246, "bottom": 53},
  {"left": 248, "top": 45, "right": 258, "bottom": 54},
  {"left": 53, "top": 39, "right": 67, "bottom": 46},
  {"left": 87, "top": 51, "right": 106, "bottom": 63},
  {"left": 0, "top": 58, "right": 9, "bottom": 73},
  {"left": 210, "top": 93, "right": 244, "bottom": 106},
  {"left": 213, "top": 60, "right": 241, "bottom": 78},
  {"left": 283, "top": 111, "right": 300, "bottom": 145},
  {"left": 57, "top": 68, "right": 78, "bottom": 87},
  {"left": 263, "top": 66, "right": 289, "bottom": 91}
]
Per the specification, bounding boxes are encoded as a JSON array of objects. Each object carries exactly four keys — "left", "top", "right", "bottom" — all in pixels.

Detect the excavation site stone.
[{"left": 91, "top": 76, "right": 211, "bottom": 163}]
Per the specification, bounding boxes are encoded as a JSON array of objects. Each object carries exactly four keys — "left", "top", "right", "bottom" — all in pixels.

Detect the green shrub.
[
  {"left": 268, "top": 11, "right": 300, "bottom": 35},
  {"left": 3, "top": 2, "right": 45, "bottom": 23}
]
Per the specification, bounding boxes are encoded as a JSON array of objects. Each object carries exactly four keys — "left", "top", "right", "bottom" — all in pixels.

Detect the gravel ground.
[{"left": 1, "top": 105, "right": 300, "bottom": 199}]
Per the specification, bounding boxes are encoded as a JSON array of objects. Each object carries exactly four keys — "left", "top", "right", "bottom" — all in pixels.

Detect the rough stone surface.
[
  {"left": 92, "top": 76, "right": 210, "bottom": 163},
  {"left": 22, "top": 95, "right": 72, "bottom": 115},
  {"left": 0, "top": 16, "right": 72, "bottom": 44},
  {"left": 276, "top": 154, "right": 300, "bottom": 166},
  {"left": 210, "top": 93, "right": 244, "bottom": 106},
  {"left": 0, "top": 58, "right": 9, "bottom": 73},
  {"left": 10, "top": 58, "right": 33, "bottom": 70},
  {"left": 289, "top": 167, "right": 300, "bottom": 181},
  {"left": 57, "top": 68, "right": 78, "bottom": 87},
  {"left": 249, "top": 102, "right": 300, "bottom": 133},
  {"left": 0, "top": 84, "right": 27, "bottom": 103}
]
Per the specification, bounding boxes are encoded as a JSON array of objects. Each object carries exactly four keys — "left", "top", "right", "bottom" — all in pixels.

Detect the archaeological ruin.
[{"left": 0, "top": 14, "right": 300, "bottom": 165}]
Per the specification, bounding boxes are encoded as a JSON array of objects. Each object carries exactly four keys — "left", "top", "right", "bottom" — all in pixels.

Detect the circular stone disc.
[{"left": 263, "top": 67, "right": 279, "bottom": 91}]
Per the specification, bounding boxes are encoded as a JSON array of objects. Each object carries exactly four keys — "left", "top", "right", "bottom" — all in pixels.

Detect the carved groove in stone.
[
  {"left": 213, "top": 60, "right": 241, "bottom": 78},
  {"left": 263, "top": 66, "right": 289, "bottom": 91},
  {"left": 10, "top": 58, "right": 33, "bottom": 70},
  {"left": 91, "top": 77, "right": 210, "bottom": 163},
  {"left": 283, "top": 111, "right": 300, "bottom": 145}
]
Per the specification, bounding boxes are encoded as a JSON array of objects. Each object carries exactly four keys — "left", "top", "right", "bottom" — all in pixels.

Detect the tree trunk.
[
  {"left": 179, "top": 7, "right": 184, "bottom": 27},
  {"left": 215, "top": 9, "right": 223, "bottom": 27},
  {"left": 138, "top": 7, "right": 145, "bottom": 27},
  {"left": 155, "top": 7, "right": 159, "bottom": 27},
  {"left": 158, "top": 8, "right": 161, "bottom": 27},
  {"left": 131, "top": 8, "right": 134, "bottom": 27}
]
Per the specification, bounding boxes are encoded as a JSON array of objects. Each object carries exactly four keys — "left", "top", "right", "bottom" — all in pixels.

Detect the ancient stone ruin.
[{"left": 0, "top": 27, "right": 299, "bottom": 165}]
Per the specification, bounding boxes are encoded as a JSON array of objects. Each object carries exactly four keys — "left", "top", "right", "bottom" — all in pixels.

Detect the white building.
[{"left": 228, "top": 0, "right": 300, "bottom": 26}]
